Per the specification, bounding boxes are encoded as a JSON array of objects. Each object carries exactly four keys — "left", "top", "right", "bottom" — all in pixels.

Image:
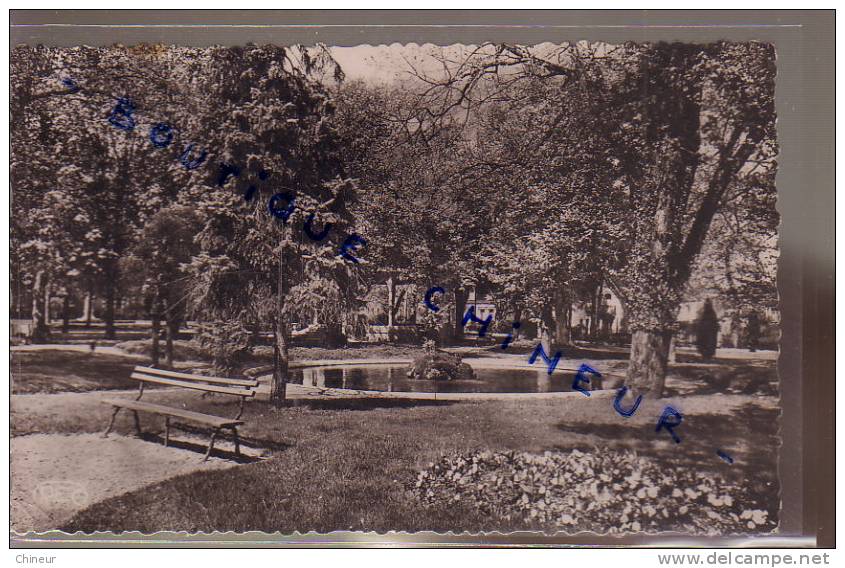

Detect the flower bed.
[{"left": 412, "top": 449, "right": 777, "bottom": 535}]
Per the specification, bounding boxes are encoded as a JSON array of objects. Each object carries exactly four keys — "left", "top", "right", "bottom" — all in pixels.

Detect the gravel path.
[
  {"left": 11, "top": 433, "right": 241, "bottom": 534},
  {"left": 11, "top": 344, "right": 143, "bottom": 357}
]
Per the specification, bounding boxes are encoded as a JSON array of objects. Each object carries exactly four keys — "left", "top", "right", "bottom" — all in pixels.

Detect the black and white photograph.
[{"left": 10, "top": 29, "right": 787, "bottom": 539}]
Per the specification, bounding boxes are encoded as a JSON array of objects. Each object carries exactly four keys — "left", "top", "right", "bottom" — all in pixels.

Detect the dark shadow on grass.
[
  {"left": 564, "top": 345, "right": 632, "bottom": 361},
  {"left": 674, "top": 352, "right": 776, "bottom": 365},
  {"left": 663, "top": 363, "right": 779, "bottom": 397},
  {"left": 284, "top": 397, "right": 457, "bottom": 411},
  {"left": 554, "top": 403, "right": 779, "bottom": 472},
  {"left": 444, "top": 337, "right": 499, "bottom": 348},
  {"left": 137, "top": 426, "right": 290, "bottom": 463},
  {"left": 11, "top": 350, "right": 167, "bottom": 394},
  {"left": 556, "top": 421, "right": 656, "bottom": 445},
  {"left": 497, "top": 343, "right": 630, "bottom": 361}
]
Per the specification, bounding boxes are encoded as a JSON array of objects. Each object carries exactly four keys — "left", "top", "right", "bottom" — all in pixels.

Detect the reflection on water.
[
  {"left": 291, "top": 365, "right": 578, "bottom": 394},
  {"left": 301, "top": 367, "right": 326, "bottom": 388},
  {"left": 536, "top": 371, "right": 552, "bottom": 393}
]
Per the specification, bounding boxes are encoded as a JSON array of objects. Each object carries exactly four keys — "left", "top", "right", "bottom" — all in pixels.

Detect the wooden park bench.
[{"left": 102, "top": 366, "right": 258, "bottom": 460}]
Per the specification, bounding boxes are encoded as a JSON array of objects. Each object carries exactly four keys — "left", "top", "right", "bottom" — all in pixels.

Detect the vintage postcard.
[{"left": 11, "top": 33, "right": 784, "bottom": 540}]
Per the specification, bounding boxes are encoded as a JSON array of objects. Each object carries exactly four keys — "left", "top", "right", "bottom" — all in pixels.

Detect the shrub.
[
  {"left": 194, "top": 321, "right": 252, "bottom": 375},
  {"left": 695, "top": 299, "right": 720, "bottom": 360},
  {"left": 115, "top": 339, "right": 212, "bottom": 362},
  {"left": 406, "top": 343, "right": 475, "bottom": 381},
  {"left": 744, "top": 312, "right": 762, "bottom": 352}
]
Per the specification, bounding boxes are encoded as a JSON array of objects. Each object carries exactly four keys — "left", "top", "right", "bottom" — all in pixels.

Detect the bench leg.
[
  {"left": 132, "top": 410, "right": 142, "bottom": 437},
  {"left": 102, "top": 407, "right": 121, "bottom": 438},
  {"left": 232, "top": 427, "right": 240, "bottom": 457},
  {"left": 164, "top": 417, "right": 170, "bottom": 447},
  {"left": 204, "top": 428, "right": 220, "bottom": 461}
]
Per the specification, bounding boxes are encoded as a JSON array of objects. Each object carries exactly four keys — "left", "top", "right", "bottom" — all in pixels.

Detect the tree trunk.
[
  {"left": 538, "top": 305, "right": 556, "bottom": 354},
  {"left": 554, "top": 292, "right": 572, "bottom": 347},
  {"left": 667, "top": 335, "right": 677, "bottom": 364},
  {"left": 83, "top": 291, "right": 94, "bottom": 327},
  {"left": 150, "top": 311, "right": 161, "bottom": 367},
  {"left": 270, "top": 243, "right": 289, "bottom": 406},
  {"left": 44, "top": 282, "right": 52, "bottom": 325},
  {"left": 512, "top": 305, "right": 522, "bottom": 340},
  {"left": 61, "top": 294, "right": 70, "bottom": 334},
  {"left": 626, "top": 329, "right": 673, "bottom": 398},
  {"left": 593, "top": 282, "right": 604, "bottom": 338},
  {"left": 104, "top": 278, "right": 116, "bottom": 340},
  {"left": 165, "top": 320, "right": 176, "bottom": 368},
  {"left": 271, "top": 315, "right": 290, "bottom": 406},
  {"left": 30, "top": 270, "right": 50, "bottom": 342},
  {"left": 557, "top": 319, "right": 571, "bottom": 346},
  {"left": 386, "top": 277, "right": 395, "bottom": 329},
  {"left": 454, "top": 287, "right": 467, "bottom": 339}
]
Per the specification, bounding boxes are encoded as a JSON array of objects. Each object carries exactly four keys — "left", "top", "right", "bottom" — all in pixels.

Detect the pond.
[{"left": 291, "top": 364, "right": 599, "bottom": 394}]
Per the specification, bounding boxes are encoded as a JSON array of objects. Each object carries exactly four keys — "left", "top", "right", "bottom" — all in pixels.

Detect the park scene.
[{"left": 11, "top": 41, "right": 779, "bottom": 536}]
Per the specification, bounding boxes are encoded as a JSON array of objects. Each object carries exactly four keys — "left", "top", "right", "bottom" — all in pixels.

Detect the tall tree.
[
  {"left": 11, "top": 44, "right": 201, "bottom": 339},
  {"left": 609, "top": 42, "right": 777, "bottom": 396},
  {"left": 334, "top": 81, "right": 494, "bottom": 340},
  {"left": 407, "top": 42, "right": 776, "bottom": 396},
  {"left": 128, "top": 205, "right": 201, "bottom": 367},
  {"left": 469, "top": 77, "right": 626, "bottom": 350},
  {"left": 185, "top": 45, "right": 356, "bottom": 405}
]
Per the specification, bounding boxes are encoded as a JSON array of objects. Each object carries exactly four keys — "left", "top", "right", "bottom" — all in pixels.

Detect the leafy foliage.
[
  {"left": 11, "top": 41, "right": 778, "bottom": 398},
  {"left": 11, "top": 45, "right": 208, "bottom": 336},
  {"left": 180, "top": 45, "right": 358, "bottom": 380},
  {"left": 414, "top": 448, "right": 777, "bottom": 534}
]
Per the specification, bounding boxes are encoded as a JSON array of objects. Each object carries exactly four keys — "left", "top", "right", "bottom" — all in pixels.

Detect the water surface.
[{"left": 291, "top": 364, "right": 586, "bottom": 394}]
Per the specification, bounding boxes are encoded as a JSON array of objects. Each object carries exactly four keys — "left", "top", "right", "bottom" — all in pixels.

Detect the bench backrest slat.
[
  {"left": 130, "top": 372, "right": 256, "bottom": 397},
  {"left": 134, "top": 366, "right": 258, "bottom": 388}
]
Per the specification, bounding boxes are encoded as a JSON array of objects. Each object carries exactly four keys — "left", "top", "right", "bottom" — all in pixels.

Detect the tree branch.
[{"left": 672, "top": 128, "right": 755, "bottom": 287}]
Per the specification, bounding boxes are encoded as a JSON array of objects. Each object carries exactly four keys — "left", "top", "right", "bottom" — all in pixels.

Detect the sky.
[
  {"left": 329, "top": 42, "right": 576, "bottom": 85},
  {"left": 329, "top": 44, "right": 480, "bottom": 85}
]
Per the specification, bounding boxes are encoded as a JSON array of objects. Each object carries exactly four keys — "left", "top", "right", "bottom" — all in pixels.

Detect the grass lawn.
[
  {"left": 11, "top": 350, "right": 146, "bottom": 394},
  {"left": 46, "top": 390, "right": 778, "bottom": 534},
  {"left": 12, "top": 344, "right": 779, "bottom": 534},
  {"left": 10, "top": 349, "right": 210, "bottom": 394}
]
